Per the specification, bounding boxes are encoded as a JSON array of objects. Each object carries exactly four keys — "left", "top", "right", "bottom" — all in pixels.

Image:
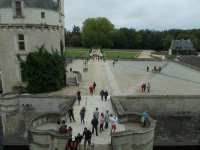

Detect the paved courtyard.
[{"left": 40, "top": 58, "right": 200, "bottom": 147}]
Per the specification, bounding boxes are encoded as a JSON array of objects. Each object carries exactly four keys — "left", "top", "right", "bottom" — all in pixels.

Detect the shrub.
[{"left": 18, "top": 45, "right": 66, "bottom": 93}]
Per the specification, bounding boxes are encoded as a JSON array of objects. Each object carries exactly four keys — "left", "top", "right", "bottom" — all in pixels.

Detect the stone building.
[
  {"left": 0, "top": 0, "right": 65, "bottom": 93},
  {"left": 168, "top": 39, "right": 195, "bottom": 55}
]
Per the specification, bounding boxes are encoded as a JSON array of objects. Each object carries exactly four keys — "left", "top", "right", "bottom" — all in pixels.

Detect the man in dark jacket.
[
  {"left": 82, "top": 127, "right": 92, "bottom": 150},
  {"left": 91, "top": 115, "right": 98, "bottom": 136},
  {"left": 103, "top": 90, "right": 108, "bottom": 101}
]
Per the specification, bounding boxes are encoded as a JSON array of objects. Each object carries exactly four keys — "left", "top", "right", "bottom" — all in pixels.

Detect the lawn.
[
  {"left": 103, "top": 50, "right": 141, "bottom": 58},
  {"left": 65, "top": 48, "right": 90, "bottom": 58},
  {"left": 64, "top": 48, "right": 141, "bottom": 59}
]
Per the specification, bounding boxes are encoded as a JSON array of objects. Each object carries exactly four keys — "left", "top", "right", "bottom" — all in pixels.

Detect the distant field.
[
  {"left": 65, "top": 48, "right": 89, "bottom": 58},
  {"left": 103, "top": 50, "right": 140, "bottom": 58},
  {"left": 64, "top": 48, "right": 141, "bottom": 59}
]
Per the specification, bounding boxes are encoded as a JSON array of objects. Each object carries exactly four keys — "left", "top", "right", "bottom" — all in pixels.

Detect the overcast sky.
[{"left": 64, "top": 0, "right": 200, "bottom": 31}]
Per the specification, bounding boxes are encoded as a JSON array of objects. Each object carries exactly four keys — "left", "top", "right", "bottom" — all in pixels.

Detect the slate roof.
[
  {"left": 0, "top": 0, "right": 58, "bottom": 10},
  {"left": 170, "top": 39, "right": 195, "bottom": 51}
]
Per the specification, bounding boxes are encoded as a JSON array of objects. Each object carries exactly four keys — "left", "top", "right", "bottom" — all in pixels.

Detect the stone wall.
[
  {"left": 115, "top": 95, "right": 200, "bottom": 116},
  {"left": 110, "top": 97, "right": 156, "bottom": 150}
]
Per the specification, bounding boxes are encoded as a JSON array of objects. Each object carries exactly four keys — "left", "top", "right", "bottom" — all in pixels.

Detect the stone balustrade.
[{"left": 26, "top": 113, "right": 71, "bottom": 150}]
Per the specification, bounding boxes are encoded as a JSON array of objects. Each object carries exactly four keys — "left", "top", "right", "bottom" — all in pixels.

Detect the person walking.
[
  {"left": 76, "top": 133, "right": 83, "bottom": 150},
  {"left": 80, "top": 107, "right": 86, "bottom": 124},
  {"left": 93, "top": 82, "right": 96, "bottom": 91},
  {"left": 93, "top": 107, "right": 99, "bottom": 120},
  {"left": 68, "top": 104, "right": 76, "bottom": 122},
  {"left": 99, "top": 113, "right": 105, "bottom": 132},
  {"left": 89, "top": 85, "right": 94, "bottom": 95},
  {"left": 141, "top": 111, "right": 148, "bottom": 127},
  {"left": 103, "top": 90, "right": 108, "bottom": 101},
  {"left": 104, "top": 110, "right": 109, "bottom": 129},
  {"left": 147, "top": 83, "right": 151, "bottom": 92},
  {"left": 82, "top": 127, "right": 92, "bottom": 150},
  {"left": 109, "top": 114, "right": 118, "bottom": 134},
  {"left": 100, "top": 89, "right": 104, "bottom": 100},
  {"left": 68, "top": 135, "right": 78, "bottom": 150},
  {"left": 147, "top": 66, "right": 149, "bottom": 72},
  {"left": 91, "top": 115, "right": 99, "bottom": 136},
  {"left": 77, "top": 90, "right": 81, "bottom": 105}
]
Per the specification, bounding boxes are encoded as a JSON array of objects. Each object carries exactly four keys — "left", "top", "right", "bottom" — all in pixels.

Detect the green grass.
[
  {"left": 103, "top": 50, "right": 140, "bottom": 58},
  {"left": 64, "top": 48, "right": 141, "bottom": 59},
  {"left": 65, "top": 48, "right": 90, "bottom": 58}
]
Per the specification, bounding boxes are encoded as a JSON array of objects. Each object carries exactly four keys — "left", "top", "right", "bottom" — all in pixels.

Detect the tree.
[
  {"left": 82, "top": 17, "right": 114, "bottom": 48},
  {"left": 19, "top": 45, "right": 66, "bottom": 93}
]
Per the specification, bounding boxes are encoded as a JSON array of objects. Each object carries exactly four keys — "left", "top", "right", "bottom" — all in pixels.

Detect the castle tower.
[{"left": 0, "top": 0, "right": 65, "bottom": 93}]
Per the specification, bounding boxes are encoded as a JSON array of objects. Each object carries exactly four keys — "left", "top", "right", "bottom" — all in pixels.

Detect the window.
[
  {"left": 18, "top": 34, "right": 25, "bottom": 51},
  {"left": 41, "top": 12, "right": 45, "bottom": 19},
  {"left": 15, "top": 1, "right": 22, "bottom": 18}
]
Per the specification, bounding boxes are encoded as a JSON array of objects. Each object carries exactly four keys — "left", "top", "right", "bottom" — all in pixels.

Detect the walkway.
[{"left": 67, "top": 95, "right": 125, "bottom": 145}]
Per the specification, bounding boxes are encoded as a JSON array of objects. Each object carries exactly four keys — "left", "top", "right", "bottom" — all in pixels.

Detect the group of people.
[
  {"left": 100, "top": 89, "right": 109, "bottom": 101},
  {"left": 147, "top": 66, "right": 161, "bottom": 73},
  {"left": 57, "top": 120, "right": 72, "bottom": 134},
  {"left": 141, "top": 82, "right": 151, "bottom": 92}
]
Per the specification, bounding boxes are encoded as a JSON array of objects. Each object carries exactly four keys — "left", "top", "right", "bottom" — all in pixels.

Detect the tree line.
[{"left": 65, "top": 17, "right": 200, "bottom": 52}]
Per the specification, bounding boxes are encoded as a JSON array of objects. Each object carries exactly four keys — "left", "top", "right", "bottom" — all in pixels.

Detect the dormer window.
[{"left": 15, "top": 1, "right": 22, "bottom": 18}]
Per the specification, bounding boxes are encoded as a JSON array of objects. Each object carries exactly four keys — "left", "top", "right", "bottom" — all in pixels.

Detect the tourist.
[
  {"left": 68, "top": 104, "right": 76, "bottom": 122},
  {"left": 77, "top": 90, "right": 81, "bottom": 105},
  {"left": 80, "top": 107, "right": 86, "bottom": 124},
  {"left": 59, "top": 120, "right": 68, "bottom": 133},
  {"left": 141, "top": 111, "right": 148, "bottom": 127},
  {"left": 68, "top": 135, "right": 78, "bottom": 150},
  {"left": 99, "top": 113, "right": 105, "bottom": 132},
  {"left": 100, "top": 89, "right": 104, "bottom": 100},
  {"left": 103, "top": 90, "right": 108, "bottom": 101},
  {"left": 57, "top": 121, "right": 61, "bottom": 131},
  {"left": 147, "top": 66, "right": 149, "bottom": 72},
  {"left": 104, "top": 110, "right": 109, "bottom": 129},
  {"left": 93, "top": 82, "right": 96, "bottom": 91},
  {"left": 76, "top": 133, "right": 83, "bottom": 150},
  {"left": 147, "top": 83, "right": 151, "bottom": 92},
  {"left": 82, "top": 127, "right": 92, "bottom": 150},
  {"left": 93, "top": 107, "right": 99, "bottom": 120},
  {"left": 113, "top": 61, "right": 115, "bottom": 67},
  {"left": 91, "top": 115, "right": 99, "bottom": 136},
  {"left": 109, "top": 114, "right": 118, "bottom": 134},
  {"left": 89, "top": 85, "right": 94, "bottom": 95}
]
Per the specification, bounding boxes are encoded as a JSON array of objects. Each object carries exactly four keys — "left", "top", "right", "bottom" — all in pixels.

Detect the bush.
[{"left": 18, "top": 45, "right": 66, "bottom": 93}]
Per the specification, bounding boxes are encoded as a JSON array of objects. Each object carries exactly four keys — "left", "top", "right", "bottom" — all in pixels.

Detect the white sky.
[{"left": 64, "top": 0, "right": 200, "bottom": 31}]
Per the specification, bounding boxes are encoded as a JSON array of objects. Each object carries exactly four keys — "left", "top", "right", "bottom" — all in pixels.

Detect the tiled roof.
[
  {"left": 0, "top": 0, "right": 58, "bottom": 10},
  {"left": 170, "top": 39, "right": 195, "bottom": 50}
]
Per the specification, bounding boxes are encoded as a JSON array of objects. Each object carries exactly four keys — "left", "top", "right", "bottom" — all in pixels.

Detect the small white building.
[{"left": 0, "top": 0, "right": 65, "bottom": 93}]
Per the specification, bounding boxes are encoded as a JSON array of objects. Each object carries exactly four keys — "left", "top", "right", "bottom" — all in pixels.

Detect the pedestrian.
[
  {"left": 141, "top": 111, "right": 148, "bottom": 127},
  {"left": 147, "top": 83, "right": 151, "bottom": 92},
  {"left": 93, "top": 82, "right": 96, "bottom": 91},
  {"left": 80, "top": 107, "right": 86, "bottom": 124},
  {"left": 82, "top": 127, "right": 92, "bottom": 150},
  {"left": 109, "top": 114, "right": 118, "bottom": 134},
  {"left": 68, "top": 104, "right": 76, "bottom": 122},
  {"left": 103, "top": 90, "right": 108, "bottom": 101},
  {"left": 89, "top": 85, "right": 94, "bottom": 95},
  {"left": 93, "top": 107, "right": 99, "bottom": 120},
  {"left": 113, "top": 61, "right": 115, "bottom": 67},
  {"left": 99, "top": 113, "right": 105, "bottom": 132},
  {"left": 68, "top": 135, "right": 78, "bottom": 150},
  {"left": 91, "top": 115, "right": 99, "bottom": 136},
  {"left": 77, "top": 90, "right": 81, "bottom": 105},
  {"left": 57, "top": 121, "right": 61, "bottom": 131},
  {"left": 143, "top": 83, "right": 146, "bottom": 92},
  {"left": 100, "top": 89, "right": 104, "bottom": 100},
  {"left": 147, "top": 66, "right": 149, "bottom": 72},
  {"left": 104, "top": 110, "right": 109, "bottom": 129},
  {"left": 59, "top": 120, "right": 68, "bottom": 133},
  {"left": 76, "top": 133, "right": 83, "bottom": 150}
]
